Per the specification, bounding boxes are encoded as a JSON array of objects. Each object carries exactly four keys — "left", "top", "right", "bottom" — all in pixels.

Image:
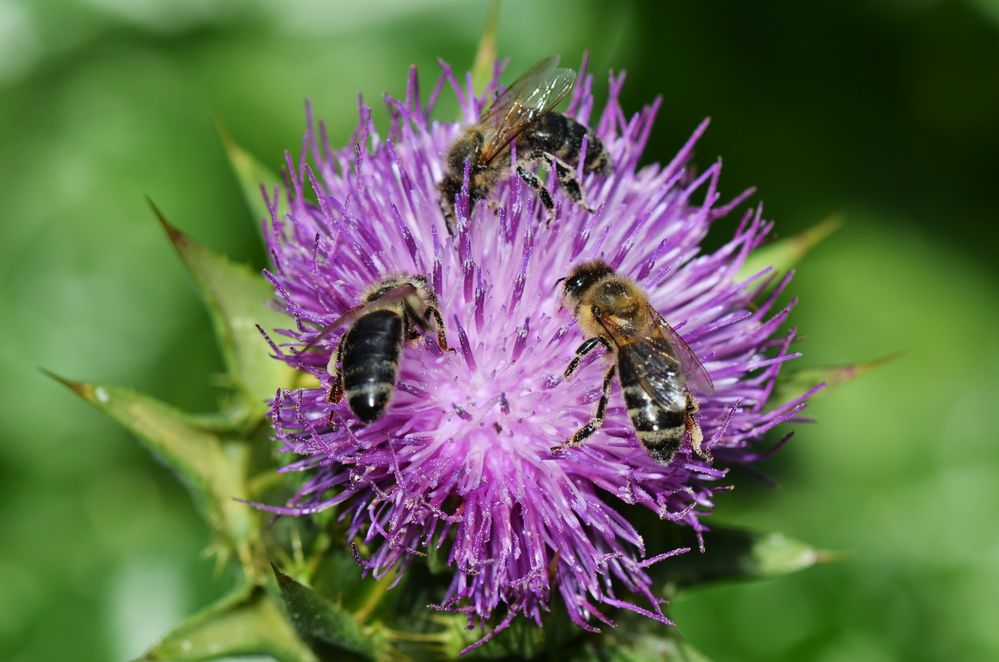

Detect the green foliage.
[
  {"left": 737, "top": 216, "right": 840, "bottom": 289},
  {"left": 215, "top": 120, "right": 287, "bottom": 242},
  {"left": 140, "top": 586, "right": 318, "bottom": 662},
  {"left": 647, "top": 526, "right": 837, "bottom": 594},
  {"left": 273, "top": 564, "right": 387, "bottom": 660},
  {"left": 149, "top": 199, "right": 295, "bottom": 423},
  {"left": 435, "top": 607, "right": 578, "bottom": 660},
  {"left": 570, "top": 614, "right": 710, "bottom": 662},
  {"left": 471, "top": 1, "right": 501, "bottom": 94},
  {"left": 44, "top": 373, "right": 262, "bottom": 575},
  {"left": 767, "top": 354, "right": 901, "bottom": 410}
]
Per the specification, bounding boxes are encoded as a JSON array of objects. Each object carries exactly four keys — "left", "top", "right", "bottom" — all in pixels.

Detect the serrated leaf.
[
  {"left": 149, "top": 199, "right": 293, "bottom": 420},
  {"left": 471, "top": 0, "right": 500, "bottom": 93},
  {"left": 273, "top": 564, "right": 386, "bottom": 660},
  {"left": 310, "top": 546, "right": 397, "bottom": 622},
  {"left": 215, "top": 118, "right": 284, "bottom": 239},
  {"left": 739, "top": 215, "right": 841, "bottom": 285},
  {"left": 646, "top": 525, "right": 834, "bottom": 593},
  {"left": 769, "top": 353, "right": 900, "bottom": 409},
  {"left": 44, "top": 372, "right": 260, "bottom": 573},
  {"left": 140, "top": 585, "right": 317, "bottom": 662}
]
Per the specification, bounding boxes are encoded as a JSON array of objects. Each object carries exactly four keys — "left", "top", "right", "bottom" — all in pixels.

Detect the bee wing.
[
  {"left": 649, "top": 306, "right": 715, "bottom": 395},
  {"left": 620, "top": 338, "right": 689, "bottom": 406},
  {"left": 477, "top": 55, "right": 576, "bottom": 164},
  {"left": 297, "top": 283, "right": 418, "bottom": 355},
  {"left": 589, "top": 313, "right": 683, "bottom": 410}
]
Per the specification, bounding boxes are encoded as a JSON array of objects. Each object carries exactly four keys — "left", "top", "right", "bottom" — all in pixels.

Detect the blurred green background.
[{"left": 2, "top": 0, "right": 997, "bottom": 660}]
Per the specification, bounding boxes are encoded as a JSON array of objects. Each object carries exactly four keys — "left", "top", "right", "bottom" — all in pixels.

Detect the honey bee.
[
  {"left": 301, "top": 275, "right": 451, "bottom": 425},
  {"left": 553, "top": 261, "right": 715, "bottom": 465},
  {"left": 438, "top": 55, "right": 612, "bottom": 233}
]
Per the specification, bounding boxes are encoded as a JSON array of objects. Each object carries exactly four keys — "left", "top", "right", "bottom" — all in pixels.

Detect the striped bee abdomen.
[
  {"left": 341, "top": 309, "right": 404, "bottom": 423},
  {"left": 617, "top": 348, "right": 686, "bottom": 465},
  {"left": 523, "top": 112, "right": 609, "bottom": 175}
]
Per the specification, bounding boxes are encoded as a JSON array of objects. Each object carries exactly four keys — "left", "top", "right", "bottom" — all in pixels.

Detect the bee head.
[{"left": 559, "top": 260, "right": 614, "bottom": 305}]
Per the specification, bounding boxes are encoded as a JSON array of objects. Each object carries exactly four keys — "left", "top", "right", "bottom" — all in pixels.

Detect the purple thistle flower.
[{"left": 260, "top": 56, "right": 816, "bottom": 650}]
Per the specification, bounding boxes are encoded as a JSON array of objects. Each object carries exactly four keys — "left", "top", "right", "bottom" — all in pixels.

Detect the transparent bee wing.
[
  {"left": 650, "top": 307, "right": 716, "bottom": 395},
  {"left": 477, "top": 55, "right": 576, "bottom": 164},
  {"left": 297, "top": 283, "right": 418, "bottom": 355},
  {"left": 478, "top": 55, "right": 560, "bottom": 125},
  {"left": 618, "top": 339, "right": 689, "bottom": 410},
  {"left": 593, "top": 310, "right": 693, "bottom": 406},
  {"left": 296, "top": 304, "right": 367, "bottom": 355}
]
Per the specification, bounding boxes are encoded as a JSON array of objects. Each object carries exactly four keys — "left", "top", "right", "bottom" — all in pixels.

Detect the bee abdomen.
[
  {"left": 529, "top": 114, "right": 575, "bottom": 160},
  {"left": 621, "top": 381, "right": 685, "bottom": 465},
  {"left": 527, "top": 112, "right": 608, "bottom": 174},
  {"left": 341, "top": 310, "right": 404, "bottom": 423}
]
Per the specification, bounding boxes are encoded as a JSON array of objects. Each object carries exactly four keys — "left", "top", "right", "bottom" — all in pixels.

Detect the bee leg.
[
  {"left": 547, "top": 549, "right": 562, "bottom": 583},
  {"left": 564, "top": 335, "right": 612, "bottom": 380},
  {"left": 407, "top": 303, "right": 455, "bottom": 353},
  {"left": 438, "top": 185, "right": 458, "bottom": 236},
  {"left": 442, "top": 207, "right": 457, "bottom": 237},
  {"left": 326, "top": 335, "right": 346, "bottom": 427},
  {"left": 549, "top": 156, "right": 595, "bottom": 213},
  {"left": 515, "top": 163, "right": 555, "bottom": 214},
  {"left": 424, "top": 306, "right": 456, "bottom": 353},
  {"left": 552, "top": 365, "right": 615, "bottom": 455},
  {"left": 685, "top": 394, "right": 712, "bottom": 462},
  {"left": 327, "top": 335, "right": 346, "bottom": 404},
  {"left": 402, "top": 302, "right": 428, "bottom": 340}
]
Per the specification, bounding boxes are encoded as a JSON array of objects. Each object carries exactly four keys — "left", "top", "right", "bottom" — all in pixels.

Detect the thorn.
[
  {"left": 39, "top": 367, "right": 88, "bottom": 397},
  {"left": 471, "top": 0, "right": 501, "bottom": 93},
  {"left": 212, "top": 114, "right": 234, "bottom": 147},
  {"left": 839, "top": 352, "right": 903, "bottom": 380},
  {"left": 815, "top": 549, "right": 851, "bottom": 564},
  {"left": 146, "top": 196, "right": 186, "bottom": 248}
]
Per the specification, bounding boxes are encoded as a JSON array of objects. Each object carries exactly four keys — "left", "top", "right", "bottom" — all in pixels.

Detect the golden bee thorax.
[{"left": 573, "top": 274, "right": 648, "bottom": 340}]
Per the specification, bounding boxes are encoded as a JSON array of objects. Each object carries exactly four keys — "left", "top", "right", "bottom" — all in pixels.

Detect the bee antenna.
[{"left": 554, "top": 276, "right": 567, "bottom": 290}]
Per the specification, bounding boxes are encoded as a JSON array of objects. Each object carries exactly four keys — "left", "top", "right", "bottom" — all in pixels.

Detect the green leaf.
[
  {"left": 428, "top": 588, "right": 584, "bottom": 660},
  {"left": 310, "top": 546, "right": 399, "bottom": 623},
  {"left": 471, "top": 0, "right": 501, "bottom": 93},
  {"left": 645, "top": 525, "right": 835, "bottom": 593},
  {"left": 181, "top": 405, "right": 268, "bottom": 433},
  {"left": 215, "top": 118, "right": 285, "bottom": 239},
  {"left": 569, "top": 613, "right": 711, "bottom": 662},
  {"left": 140, "top": 585, "right": 318, "bottom": 662},
  {"left": 425, "top": 539, "right": 450, "bottom": 575},
  {"left": 769, "top": 353, "right": 900, "bottom": 409},
  {"left": 273, "top": 563, "right": 386, "bottom": 660},
  {"left": 44, "top": 372, "right": 261, "bottom": 574},
  {"left": 738, "top": 215, "right": 841, "bottom": 285},
  {"left": 149, "top": 199, "right": 294, "bottom": 420}
]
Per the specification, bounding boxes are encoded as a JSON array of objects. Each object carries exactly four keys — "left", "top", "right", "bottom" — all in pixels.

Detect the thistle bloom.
[{"left": 261, "top": 57, "right": 814, "bottom": 649}]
